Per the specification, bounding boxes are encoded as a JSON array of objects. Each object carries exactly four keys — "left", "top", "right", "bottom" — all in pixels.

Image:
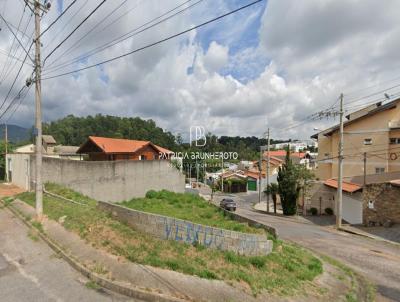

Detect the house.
[
  {"left": 243, "top": 170, "right": 265, "bottom": 192},
  {"left": 263, "top": 150, "right": 315, "bottom": 169},
  {"left": 311, "top": 98, "right": 400, "bottom": 180},
  {"left": 14, "top": 135, "right": 81, "bottom": 160},
  {"left": 271, "top": 140, "right": 318, "bottom": 152},
  {"left": 307, "top": 171, "right": 400, "bottom": 225},
  {"left": 77, "top": 136, "right": 173, "bottom": 161},
  {"left": 42, "top": 135, "right": 57, "bottom": 153},
  {"left": 220, "top": 171, "right": 248, "bottom": 193}
]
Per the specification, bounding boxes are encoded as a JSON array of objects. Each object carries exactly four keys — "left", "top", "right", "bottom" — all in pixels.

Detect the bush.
[
  {"left": 145, "top": 190, "right": 158, "bottom": 199},
  {"left": 310, "top": 207, "right": 318, "bottom": 216},
  {"left": 325, "top": 207, "right": 334, "bottom": 215}
]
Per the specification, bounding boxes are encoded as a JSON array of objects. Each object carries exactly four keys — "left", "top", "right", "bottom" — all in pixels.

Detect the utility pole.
[
  {"left": 24, "top": 0, "right": 49, "bottom": 219},
  {"left": 221, "top": 157, "right": 224, "bottom": 192},
  {"left": 336, "top": 93, "right": 344, "bottom": 228},
  {"left": 5, "top": 123, "right": 8, "bottom": 182},
  {"left": 34, "top": 0, "right": 43, "bottom": 220},
  {"left": 258, "top": 146, "right": 262, "bottom": 204},
  {"left": 266, "top": 128, "right": 270, "bottom": 213}
]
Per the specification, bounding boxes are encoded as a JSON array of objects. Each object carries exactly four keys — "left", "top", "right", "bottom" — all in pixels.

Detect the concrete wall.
[
  {"left": 6, "top": 154, "right": 30, "bottom": 190},
  {"left": 98, "top": 201, "right": 273, "bottom": 256},
  {"left": 7, "top": 154, "right": 185, "bottom": 202}
]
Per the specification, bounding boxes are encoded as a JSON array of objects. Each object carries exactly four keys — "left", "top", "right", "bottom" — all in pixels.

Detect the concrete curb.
[
  {"left": 338, "top": 227, "right": 400, "bottom": 247},
  {"left": 1, "top": 200, "right": 189, "bottom": 302}
]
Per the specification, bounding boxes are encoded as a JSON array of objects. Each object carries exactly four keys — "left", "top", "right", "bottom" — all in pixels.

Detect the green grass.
[
  {"left": 85, "top": 281, "right": 101, "bottom": 290},
  {"left": 119, "top": 190, "right": 263, "bottom": 235},
  {"left": 16, "top": 184, "right": 323, "bottom": 296}
]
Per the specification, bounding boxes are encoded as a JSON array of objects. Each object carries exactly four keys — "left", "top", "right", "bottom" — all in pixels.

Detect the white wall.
[{"left": 342, "top": 195, "right": 363, "bottom": 224}]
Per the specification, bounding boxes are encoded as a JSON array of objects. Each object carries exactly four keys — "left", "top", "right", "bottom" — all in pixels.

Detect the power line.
[
  {"left": 40, "top": 0, "right": 78, "bottom": 37},
  {"left": 43, "top": 0, "right": 108, "bottom": 66},
  {"left": 1, "top": 84, "right": 32, "bottom": 123},
  {"left": 44, "top": 0, "right": 129, "bottom": 69},
  {"left": 43, "top": 0, "right": 201, "bottom": 73},
  {"left": 0, "top": 42, "right": 34, "bottom": 113},
  {"left": 42, "top": 0, "right": 89, "bottom": 53},
  {"left": 0, "top": 4, "right": 28, "bottom": 83},
  {"left": 0, "top": 9, "right": 34, "bottom": 64},
  {"left": 1, "top": 11, "right": 34, "bottom": 85},
  {"left": 42, "top": 0, "right": 264, "bottom": 80}
]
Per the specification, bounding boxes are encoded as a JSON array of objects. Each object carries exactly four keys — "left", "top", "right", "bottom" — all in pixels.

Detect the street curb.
[
  {"left": 1, "top": 200, "right": 189, "bottom": 302},
  {"left": 338, "top": 227, "right": 400, "bottom": 247}
]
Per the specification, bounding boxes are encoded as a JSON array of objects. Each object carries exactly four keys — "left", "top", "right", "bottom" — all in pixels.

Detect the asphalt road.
[
  {"left": 0, "top": 207, "right": 140, "bottom": 302},
  {"left": 215, "top": 192, "right": 400, "bottom": 302}
]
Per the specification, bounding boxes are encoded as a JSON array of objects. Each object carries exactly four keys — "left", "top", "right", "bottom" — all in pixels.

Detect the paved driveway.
[{"left": 214, "top": 192, "right": 400, "bottom": 302}]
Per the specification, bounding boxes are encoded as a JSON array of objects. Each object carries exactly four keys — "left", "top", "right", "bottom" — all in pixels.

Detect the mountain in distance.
[{"left": 0, "top": 124, "right": 31, "bottom": 143}]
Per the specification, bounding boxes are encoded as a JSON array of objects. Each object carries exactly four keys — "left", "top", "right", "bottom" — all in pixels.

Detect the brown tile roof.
[
  {"left": 244, "top": 170, "right": 265, "bottom": 180},
  {"left": 324, "top": 179, "right": 362, "bottom": 193},
  {"left": 78, "top": 136, "right": 173, "bottom": 154},
  {"left": 263, "top": 150, "right": 306, "bottom": 159},
  {"left": 42, "top": 135, "right": 56, "bottom": 144}
]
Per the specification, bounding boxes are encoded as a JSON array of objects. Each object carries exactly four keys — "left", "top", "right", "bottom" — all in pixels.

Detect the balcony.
[{"left": 389, "top": 120, "right": 400, "bottom": 129}]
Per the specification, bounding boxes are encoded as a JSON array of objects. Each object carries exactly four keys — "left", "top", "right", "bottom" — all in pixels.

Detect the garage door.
[
  {"left": 248, "top": 180, "right": 257, "bottom": 191},
  {"left": 342, "top": 196, "right": 363, "bottom": 225}
]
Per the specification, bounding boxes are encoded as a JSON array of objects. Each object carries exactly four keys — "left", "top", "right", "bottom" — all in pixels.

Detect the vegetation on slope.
[
  {"left": 119, "top": 190, "right": 264, "bottom": 235},
  {"left": 16, "top": 183, "right": 323, "bottom": 296}
]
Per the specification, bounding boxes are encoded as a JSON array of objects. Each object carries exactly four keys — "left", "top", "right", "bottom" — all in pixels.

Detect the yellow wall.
[{"left": 315, "top": 101, "right": 400, "bottom": 180}]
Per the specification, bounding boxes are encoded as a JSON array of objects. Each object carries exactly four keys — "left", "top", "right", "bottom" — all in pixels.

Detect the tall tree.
[
  {"left": 265, "top": 183, "right": 279, "bottom": 214},
  {"left": 277, "top": 148, "right": 300, "bottom": 215}
]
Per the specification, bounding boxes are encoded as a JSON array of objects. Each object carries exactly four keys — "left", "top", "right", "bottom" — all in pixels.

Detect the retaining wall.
[{"left": 98, "top": 201, "right": 273, "bottom": 256}]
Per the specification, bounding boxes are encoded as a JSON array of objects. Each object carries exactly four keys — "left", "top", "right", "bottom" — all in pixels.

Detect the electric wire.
[
  {"left": 41, "top": 0, "right": 264, "bottom": 80},
  {"left": 43, "top": 0, "right": 108, "bottom": 66},
  {"left": 43, "top": 0, "right": 201, "bottom": 73}
]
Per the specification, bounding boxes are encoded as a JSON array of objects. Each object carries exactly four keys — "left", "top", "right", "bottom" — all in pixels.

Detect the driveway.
[
  {"left": 0, "top": 205, "right": 140, "bottom": 302},
  {"left": 214, "top": 192, "right": 400, "bottom": 302}
]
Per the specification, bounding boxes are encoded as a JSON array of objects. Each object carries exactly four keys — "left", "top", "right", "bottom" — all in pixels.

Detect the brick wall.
[
  {"left": 98, "top": 201, "right": 273, "bottom": 256},
  {"left": 363, "top": 183, "right": 400, "bottom": 225}
]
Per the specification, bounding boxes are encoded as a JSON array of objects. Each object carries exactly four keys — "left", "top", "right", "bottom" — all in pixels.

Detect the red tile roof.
[
  {"left": 244, "top": 170, "right": 265, "bottom": 179},
  {"left": 79, "top": 136, "right": 173, "bottom": 154},
  {"left": 324, "top": 179, "right": 362, "bottom": 193},
  {"left": 263, "top": 150, "right": 306, "bottom": 158}
]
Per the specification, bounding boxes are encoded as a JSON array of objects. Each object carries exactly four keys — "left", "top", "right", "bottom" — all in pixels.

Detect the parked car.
[{"left": 219, "top": 199, "right": 237, "bottom": 211}]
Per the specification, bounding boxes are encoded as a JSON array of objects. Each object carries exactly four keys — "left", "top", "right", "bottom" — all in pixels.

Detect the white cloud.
[{"left": 2, "top": 0, "right": 400, "bottom": 142}]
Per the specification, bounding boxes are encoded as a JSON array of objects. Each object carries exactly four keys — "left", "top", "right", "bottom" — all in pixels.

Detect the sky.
[{"left": 1, "top": 0, "right": 400, "bottom": 140}]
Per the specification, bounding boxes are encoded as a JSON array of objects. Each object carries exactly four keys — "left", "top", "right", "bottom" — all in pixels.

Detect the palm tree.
[{"left": 264, "top": 183, "right": 279, "bottom": 214}]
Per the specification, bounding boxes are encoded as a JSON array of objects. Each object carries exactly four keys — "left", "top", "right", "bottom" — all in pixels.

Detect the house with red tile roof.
[{"left": 77, "top": 136, "right": 173, "bottom": 161}]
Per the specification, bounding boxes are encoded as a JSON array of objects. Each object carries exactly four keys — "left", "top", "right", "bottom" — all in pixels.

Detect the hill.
[{"left": 0, "top": 124, "right": 30, "bottom": 143}]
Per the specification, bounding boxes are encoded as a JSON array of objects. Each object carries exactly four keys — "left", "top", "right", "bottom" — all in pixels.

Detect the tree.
[
  {"left": 265, "top": 183, "right": 279, "bottom": 214},
  {"left": 0, "top": 141, "right": 13, "bottom": 180},
  {"left": 277, "top": 147, "right": 300, "bottom": 215}
]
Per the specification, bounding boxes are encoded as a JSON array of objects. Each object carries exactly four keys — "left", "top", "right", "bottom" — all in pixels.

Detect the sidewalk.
[{"left": 339, "top": 225, "right": 400, "bottom": 246}]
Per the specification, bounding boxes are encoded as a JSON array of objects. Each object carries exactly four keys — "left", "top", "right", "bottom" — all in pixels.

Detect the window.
[
  {"left": 139, "top": 155, "right": 147, "bottom": 160},
  {"left": 390, "top": 138, "right": 400, "bottom": 144},
  {"left": 364, "top": 138, "right": 372, "bottom": 145},
  {"left": 375, "top": 167, "right": 385, "bottom": 174}
]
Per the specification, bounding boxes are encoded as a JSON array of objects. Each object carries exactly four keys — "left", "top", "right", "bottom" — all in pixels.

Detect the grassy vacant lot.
[
  {"left": 119, "top": 190, "right": 263, "bottom": 235},
  {"left": 16, "top": 184, "right": 323, "bottom": 296}
]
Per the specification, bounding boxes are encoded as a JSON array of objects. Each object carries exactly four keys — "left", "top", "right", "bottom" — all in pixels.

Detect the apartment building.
[{"left": 311, "top": 98, "right": 400, "bottom": 180}]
